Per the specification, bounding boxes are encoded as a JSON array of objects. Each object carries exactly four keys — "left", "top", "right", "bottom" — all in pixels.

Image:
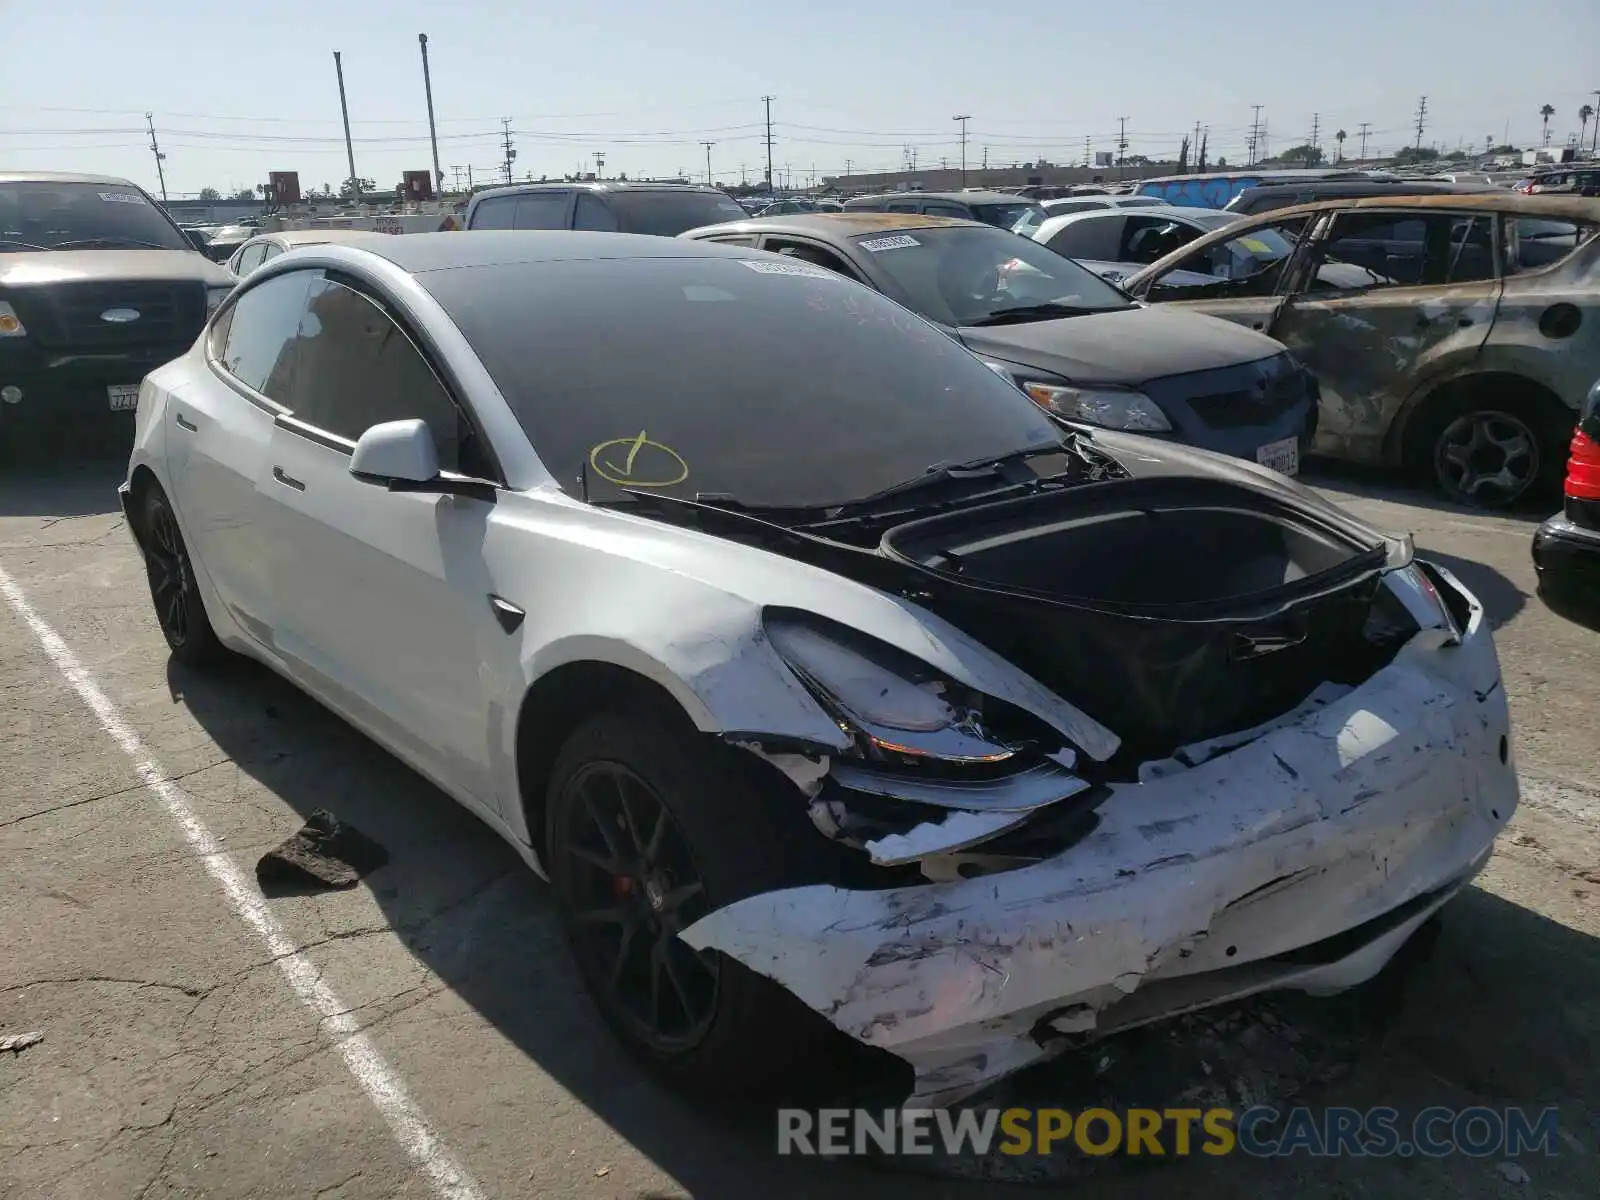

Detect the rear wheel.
[
  {"left": 140, "top": 486, "right": 224, "bottom": 668},
  {"left": 545, "top": 711, "right": 843, "bottom": 1096},
  {"left": 1412, "top": 386, "right": 1572, "bottom": 508}
]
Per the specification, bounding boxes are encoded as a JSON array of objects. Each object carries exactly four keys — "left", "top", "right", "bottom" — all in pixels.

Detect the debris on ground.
[
  {"left": 0, "top": 1031, "right": 44, "bottom": 1053},
  {"left": 1495, "top": 1161, "right": 1531, "bottom": 1184},
  {"left": 255, "top": 809, "right": 389, "bottom": 892}
]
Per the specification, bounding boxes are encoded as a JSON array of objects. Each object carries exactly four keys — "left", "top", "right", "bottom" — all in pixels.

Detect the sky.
[{"left": 3, "top": 0, "right": 1597, "bottom": 198}]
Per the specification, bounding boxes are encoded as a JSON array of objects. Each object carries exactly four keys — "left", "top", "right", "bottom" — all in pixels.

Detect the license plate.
[
  {"left": 1256, "top": 436, "right": 1300, "bottom": 476},
  {"left": 107, "top": 384, "right": 140, "bottom": 411}
]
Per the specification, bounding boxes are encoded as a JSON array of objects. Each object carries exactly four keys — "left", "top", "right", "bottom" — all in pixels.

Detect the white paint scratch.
[{"left": 0, "top": 564, "right": 485, "bottom": 1200}]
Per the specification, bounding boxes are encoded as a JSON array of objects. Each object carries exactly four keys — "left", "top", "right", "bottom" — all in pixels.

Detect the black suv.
[
  {"left": 464, "top": 182, "right": 747, "bottom": 236},
  {"left": 1, "top": 172, "right": 236, "bottom": 447}
]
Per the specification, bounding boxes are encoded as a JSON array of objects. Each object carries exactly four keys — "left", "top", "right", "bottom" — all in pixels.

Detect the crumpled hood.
[
  {"left": 0, "top": 248, "right": 234, "bottom": 289},
  {"left": 958, "top": 305, "right": 1286, "bottom": 385}
]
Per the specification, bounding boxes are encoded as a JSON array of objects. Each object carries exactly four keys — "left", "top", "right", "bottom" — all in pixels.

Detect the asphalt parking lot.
[{"left": 2, "top": 453, "right": 1597, "bottom": 1200}]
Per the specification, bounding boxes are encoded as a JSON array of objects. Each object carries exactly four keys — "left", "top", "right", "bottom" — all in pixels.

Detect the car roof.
[
  {"left": 1034, "top": 205, "right": 1230, "bottom": 237},
  {"left": 0, "top": 170, "right": 142, "bottom": 187},
  {"left": 298, "top": 229, "right": 790, "bottom": 274},
  {"left": 263, "top": 229, "right": 389, "bottom": 247},
  {"left": 1239, "top": 180, "right": 1498, "bottom": 196},
  {"left": 469, "top": 181, "right": 725, "bottom": 201},
  {"left": 845, "top": 190, "right": 1032, "bottom": 205},
  {"left": 680, "top": 212, "right": 979, "bottom": 244},
  {"left": 1257, "top": 192, "right": 1600, "bottom": 222}
]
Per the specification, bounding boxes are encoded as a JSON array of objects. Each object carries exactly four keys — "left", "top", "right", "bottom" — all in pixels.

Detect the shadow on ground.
[
  {"left": 166, "top": 656, "right": 1600, "bottom": 1197},
  {"left": 0, "top": 454, "right": 126, "bottom": 519},
  {"left": 1301, "top": 458, "right": 1554, "bottom": 527},
  {"left": 1419, "top": 550, "right": 1528, "bottom": 630}
]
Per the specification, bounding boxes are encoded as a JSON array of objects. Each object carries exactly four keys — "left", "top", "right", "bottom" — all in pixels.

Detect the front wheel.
[
  {"left": 544, "top": 711, "right": 844, "bottom": 1097},
  {"left": 140, "top": 486, "right": 224, "bottom": 668}
]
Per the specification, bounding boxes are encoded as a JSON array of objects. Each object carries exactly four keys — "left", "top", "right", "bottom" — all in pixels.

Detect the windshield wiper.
[
  {"left": 50, "top": 238, "right": 169, "bottom": 250},
  {"left": 965, "top": 302, "right": 1120, "bottom": 326},
  {"left": 0, "top": 238, "right": 52, "bottom": 251},
  {"left": 827, "top": 447, "right": 1070, "bottom": 515}
]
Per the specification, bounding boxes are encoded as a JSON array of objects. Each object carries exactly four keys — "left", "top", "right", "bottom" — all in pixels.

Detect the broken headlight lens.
[{"left": 765, "top": 616, "right": 1019, "bottom": 764}]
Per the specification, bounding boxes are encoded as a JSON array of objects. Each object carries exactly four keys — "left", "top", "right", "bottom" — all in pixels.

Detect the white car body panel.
[{"left": 122, "top": 239, "right": 1517, "bottom": 1108}]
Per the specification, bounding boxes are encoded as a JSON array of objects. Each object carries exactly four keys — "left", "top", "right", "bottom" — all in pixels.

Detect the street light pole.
[{"left": 953, "top": 114, "right": 971, "bottom": 187}]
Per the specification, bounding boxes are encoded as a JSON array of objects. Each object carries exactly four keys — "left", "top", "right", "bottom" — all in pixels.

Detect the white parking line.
[{"left": 0, "top": 564, "right": 487, "bottom": 1200}]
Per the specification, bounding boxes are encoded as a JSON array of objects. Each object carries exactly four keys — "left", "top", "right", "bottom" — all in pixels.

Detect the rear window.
[
  {"left": 1503, "top": 218, "right": 1599, "bottom": 273},
  {"left": 607, "top": 191, "right": 749, "bottom": 236},
  {"left": 420, "top": 255, "right": 1063, "bottom": 509},
  {"left": 969, "top": 202, "right": 1046, "bottom": 230}
]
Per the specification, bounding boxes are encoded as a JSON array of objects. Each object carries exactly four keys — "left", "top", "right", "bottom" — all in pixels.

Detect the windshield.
[
  {"left": 422, "top": 255, "right": 1066, "bottom": 509},
  {"left": 851, "top": 224, "right": 1133, "bottom": 325},
  {"left": 0, "top": 181, "right": 191, "bottom": 251},
  {"left": 970, "top": 201, "right": 1046, "bottom": 230},
  {"left": 608, "top": 190, "right": 750, "bottom": 236}
]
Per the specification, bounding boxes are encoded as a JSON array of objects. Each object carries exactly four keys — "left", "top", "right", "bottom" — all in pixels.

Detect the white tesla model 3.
[{"left": 121, "top": 231, "right": 1517, "bottom": 1106}]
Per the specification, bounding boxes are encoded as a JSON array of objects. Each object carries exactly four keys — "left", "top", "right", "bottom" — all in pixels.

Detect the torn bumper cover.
[{"left": 683, "top": 598, "right": 1515, "bottom": 1107}]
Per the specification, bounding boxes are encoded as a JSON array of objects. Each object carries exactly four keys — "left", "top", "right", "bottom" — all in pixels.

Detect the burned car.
[
  {"left": 1120, "top": 194, "right": 1600, "bottom": 506},
  {"left": 122, "top": 232, "right": 1516, "bottom": 1107}
]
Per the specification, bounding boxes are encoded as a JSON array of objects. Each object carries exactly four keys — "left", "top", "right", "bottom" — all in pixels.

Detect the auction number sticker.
[
  {"left": 98, "top": 192, "right": 147, "bottom": 204},
  {"left": 739, "top": 259, "right": 835, "bottom": 280},
  {"left": 858, "top": 235, "right": 920, "bottom": 252}
]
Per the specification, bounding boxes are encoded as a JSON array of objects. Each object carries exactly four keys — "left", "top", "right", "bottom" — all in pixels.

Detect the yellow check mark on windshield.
[{"left": 624, "top": 429, "right": 649, "bottom": 477}]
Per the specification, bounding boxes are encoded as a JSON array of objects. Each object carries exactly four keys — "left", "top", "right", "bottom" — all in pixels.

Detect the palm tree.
[
  {"left": 1335, "top": 129, "right": 1347, "bottom": 162},
  {"left": 1540, "top": 104, "right": 1556, "bottom": 146},
  {"left": 1581, "top": 105, "right": 1595, "bottom": 151}
]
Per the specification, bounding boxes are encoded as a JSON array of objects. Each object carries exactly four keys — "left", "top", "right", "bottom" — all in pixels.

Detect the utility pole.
[
  {"left": 953, "top": 114, "right": 971, "bottom": 187},
  {"left": 761, "top": 95, "right": 776, "bottom": 190},
  {"left": 981, "top": 145, "right": 989, "bottom": 170},
  {"left": 333, "top": 51, "right": 358, "bottom": 198},
  {"left": 1083, "top": 135, "right": 1090, "bottom": 168},
  {"left": 450, "top": 165, "right": 464, "bottom": 193},
  {"left": 145, "top": 113, "right": 168, "bottom": 203},
  {"left": 701, "top": 141, "right": 715, "bottom": 186},
  {"left": 500, "top": 118, "right": 516, "bottom": 184},
  {"left": 1359, "top": 122, "right": 1371, "bottom": 160},
  {"left": 844, "top": 157, "right": 852, "bottom": 179},
  {"left": 1593, "top": 90, "right": 1600, "bottom": 152},
  {"left": 1414, "top": 96, "right": 1428, "bottom": 151},
  {"left": 1247, "top": 104, "right": 1263, "bottom": 166},
  {"left": 1116, "top": 116, "right": 1128, "bottom": 178},
  {"left": 1309, "top": 112, "right": 1320, "bottom": 162},
  {"left": 418, "top": 35, "right": 443, "bottom": 193}
]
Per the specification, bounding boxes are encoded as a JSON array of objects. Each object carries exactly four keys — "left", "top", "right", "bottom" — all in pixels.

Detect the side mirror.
[
  {"left": 349, "top": 419, "right": 496, "bottom": 501},
  {"left": 351, "top": 419, "right": 439, "bottom": 483}
]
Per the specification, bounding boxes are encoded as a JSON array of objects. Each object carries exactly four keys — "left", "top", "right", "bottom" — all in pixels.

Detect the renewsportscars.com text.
[{"left": 777, "top": 1105, "right": 1562, "bottom": 1158}]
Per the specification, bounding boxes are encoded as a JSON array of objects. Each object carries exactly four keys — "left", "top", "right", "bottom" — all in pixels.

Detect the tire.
[
  {"left": 1413, "top": 387, "right": 1572, "bottom": 509},
  {"left": 544, "top": 709, "right": 846, "bottom": 1097},
  {"left": 140, "top": 485, "right": 225, "bottom": 668}
]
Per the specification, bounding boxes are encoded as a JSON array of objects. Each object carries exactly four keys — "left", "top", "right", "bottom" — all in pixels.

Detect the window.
[
  {"left": 605, "top": 190, "right": 748, "bottom": 236},
  {"left": 886, "top": 199, "right": 921, "bottom": 212},
  {"left": 921, "top": 201, "right": 969, "bottom": 218},
  {"left": 704, "top": 234, "right": 758, "bottom": 246},
  {"left": 1503, "top": 217, "right": 1598, "bottom": 274},
  {"left": 235, "top": 242, "right": 268, "bottom": 275},
  {"left": 0, "top": 179, "right": 191, "bottom": 251},
  {"left": 284, "top": 276, "right": 471, "bottom": 472},
  {"left": 1044, "top": 200, "right": 1109, "bottom": 216},
  {"left": 512, "top": 192, "right": 571, "bottom": 230},
  {"left": 1119, "top": 216, "right": 1203, "bottom": 264},
  {"left": 468, "top": 195, "right": 518, "bottom": 230},
  {"left": 1310, "top": 211, "right": 1495, "bottom": 291},
  {"left": 1142, "top": 217, "right": 1308, "bottom": 301},
  {"left": 217, "top": 270, "right": 314, "bottom": 402},
  {"left": 261, "top": 243, "right": 284, "bottom": 262},
  {"left": 1045, "top": 215, "right": 1125, "bottom": 262},
  {"left": 970, "top": 202, "right": 1046, "bottom": 230},
  {"left": 573, "top": 193, "right": 619, "bottom": 231},
  {"left": 762, "top": 239, "right": 854, "bottom": 276}
]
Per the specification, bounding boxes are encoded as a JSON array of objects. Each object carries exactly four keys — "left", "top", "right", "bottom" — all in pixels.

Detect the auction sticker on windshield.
[
  {"left": 739, "top": 260, "right": 835, "bottom": 280},
  {"left": 1256, "top": 436, "right": 1300, "bottom": 476},
  {"left": 98, "top": 192, "right": 147, "bottom": 204},
  {"left": 859, "top": 235, "right": 920, "bottom": 252}
]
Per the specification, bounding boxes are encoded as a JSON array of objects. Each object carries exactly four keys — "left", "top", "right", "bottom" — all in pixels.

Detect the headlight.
[
  {"left": 205, "top": 285, "right": 232, "bottom": 314},
  {"left": 0, "top": 301, "right": 25, "bottom": 337},
  {"left": 1021, "top": 382, "right": 1171, "bottom": 432},
  {"left": 765, "top": 616, "right": 1019, "bottom": 764}
]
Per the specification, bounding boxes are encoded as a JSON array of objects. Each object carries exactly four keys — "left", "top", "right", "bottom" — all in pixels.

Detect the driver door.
[{"left": 1129, "top": 214, "right": 1316, "bottom": 333}]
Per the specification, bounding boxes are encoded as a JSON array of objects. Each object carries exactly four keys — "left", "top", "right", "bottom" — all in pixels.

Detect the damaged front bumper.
[{"left": 683, "top": 580, "right": 1515, "bottom": 1107}]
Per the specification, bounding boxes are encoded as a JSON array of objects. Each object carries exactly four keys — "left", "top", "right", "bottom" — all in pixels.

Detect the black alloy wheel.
[
  {"left": 553, "top": 760, "right": 719, "bottom": 1051},
  {"left": 141, "top": 488, "right": 222, "bottom": 666}
]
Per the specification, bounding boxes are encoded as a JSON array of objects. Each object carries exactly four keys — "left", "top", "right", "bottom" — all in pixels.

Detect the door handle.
[
  {"left": 174, "top": 412, "right": 198, "bottom": 432},
  {"left": 271, "top": 465, "right": 306, "bottom": 492}
]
